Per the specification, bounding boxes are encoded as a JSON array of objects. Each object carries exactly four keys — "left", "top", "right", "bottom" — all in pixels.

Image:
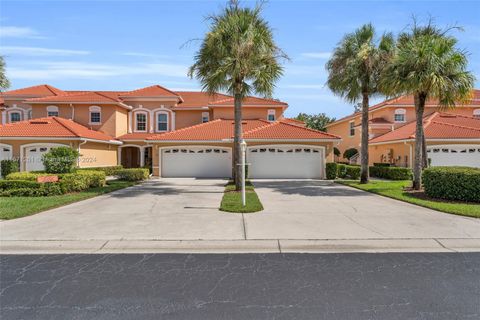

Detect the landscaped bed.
[
  {"left": 0, "top": 180, "right": 137, "bottom": 220},
  {"left": 220, "top": 180, "right": 263, "bottom": 213},
  {"left": 337, "top": 180, "right": 480, "bottom": 218}
]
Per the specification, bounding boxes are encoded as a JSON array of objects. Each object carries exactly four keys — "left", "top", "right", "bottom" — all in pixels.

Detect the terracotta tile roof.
[
  {"left": 2, "top": 84, "right": 65, "bottom": 97},
  {"left": 120, "top": 85, "right": 181, "bottom": 100},
  {"left": 369, "top": 112, "right": 480, "bottom": 144},
  {"left": 327, "top": 89, "right": 480, "bottom": 127},
  {"left": 117, "top": 132, "right": 158, "bottom": 141},
  {"left": 0, "top": 117, "right": 119, "bottom": 143},
  {"left": 147, "top": 119, "right": 340, "bottom": 141},
  {"left": 282, "top": 118, "right": 306, "bottom": 127},
  {"left": 209, "top": 96, "right": 288, "bottom": 106},
  {"left": 174, "top": 91, "right": 231, "bottom": 108},
  {"left": 23, "top": 91, "right": 131, "bottom": 109}
]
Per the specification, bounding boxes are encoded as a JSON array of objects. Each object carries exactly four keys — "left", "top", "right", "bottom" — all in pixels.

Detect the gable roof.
[
  {"left": 2, "top": 84, "right": 65, "bottom": 97},
  {"left": 369, "top": 112, "right": 480, "bottom": 144},
  {"left": 0, "top": 117, "right": 121, "bottom": 144},
  {"left": 146, "top": 119, "right": 340, "bottom": 141},
  {"left": 120, "top": 85, "right": 182, "bottom": 101},
  {"left": 174, "top": 91, "right": 231, "bottom": 108},
  {"left": 24, "top": 91, "right": 131, "bottom": 109},
  {"left": 327, "top": 89, "right": 480, "bottom": 128},
  {"left": 209, "top": 96, "right": 288, "bottom": 107}
]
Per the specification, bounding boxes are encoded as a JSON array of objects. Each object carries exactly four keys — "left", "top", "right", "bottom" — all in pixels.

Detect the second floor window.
[
  {"left": 267, "top": 109, "right": 276, "bottom": 121},
  {"left": 202, "top": 112, "right": 209, "bottom": 123},
  {"left": 136, "top": 113, "right": 147, "bottom": 131},
  {"left": 473, "top": 109, "right": 480, "bottom": 119},
  {"left": 47, "top": 106, "right": 59, "bottom": 117},
  {"left": 10, "top": 112, "right": 21, "bottom": 123},
  {"left": 394, "top": 109, "right": 406, "bottom": 122},
  {"left": 349, "top": 121, "right": 355, "bottom": 136},
  {"left": 157, "top": 113, "right": 168, "bottom": 131},
  {"left": 89, "top": 106, "right": 101, "bottom": 124}
]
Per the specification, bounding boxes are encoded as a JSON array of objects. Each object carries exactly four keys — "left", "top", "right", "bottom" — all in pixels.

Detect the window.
[
  {"left": 10, "top": 112, "right": 21, "bottom": 123},
  {"left": 89, "top": 106, "right": 101, "bottom": 124},
  {"left": 157, "top": 113, "right": 168, "bottom": 132},
  {"left": 349, "top": 121, "right": 355, "bottom": 136},
  {"left": 394, "top": 108, "right": 406, "bottom": 122},
  {"left": 473, "top": 109, "right": 480, "bottom": 119},
  {"left": 135, "top": 112, "right": 147, "bottom": 132},
  {"left": 202, "top": 112, "right": 209, "bottom": 123},
  {"left": 27, "top": 110, "right": 32, "bottom": 120},
  {"left": 267, "top": 109, "right": 276, "bottom": 121},
  {"left": 47, "top": 106, "right": 59, "bottom": 117}
]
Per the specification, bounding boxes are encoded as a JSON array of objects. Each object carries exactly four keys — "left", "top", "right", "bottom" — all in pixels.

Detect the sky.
[{"left": 1, "top": 0, "right": 479, "bottom": 119}]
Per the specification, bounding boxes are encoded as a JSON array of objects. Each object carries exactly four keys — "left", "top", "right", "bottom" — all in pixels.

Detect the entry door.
[
  {"left": 248, "top": 146, "right": 324, "bottom": 179},
  {"left": 161, "top": 147, "right": 232, "bottom": 178}
]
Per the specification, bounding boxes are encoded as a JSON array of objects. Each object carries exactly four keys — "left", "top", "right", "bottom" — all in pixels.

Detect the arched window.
[
  {"left": 46, "top": 105, "right": 59, "bottom": 117},
  {"left": 156, "top": 111, "right": 169, "bottom": 132},
  {"left": 9, "top": 111, "right": 21, "bottom": 123},
  {"left": 267, "top": 109, "right": 276, "bottom": 121},
  {"left": 473, "top": 109, "right": 480, "bottom": 119},
  {"left": 394, "top": 108, "right": 406, "bottom": 122},
  {"left": 89, "top": 106, "right": 102, "bottom": 124},
  {"left": 134, "top": 111, "right": 148, "bottom": 132}
]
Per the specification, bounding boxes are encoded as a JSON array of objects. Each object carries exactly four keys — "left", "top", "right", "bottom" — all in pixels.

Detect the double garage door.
[
  {"left": 160, "top": 145, "right": 324, "bottom": 179},
  {"left": 427, "top": 145, "right": 480, "bottom": 168}
]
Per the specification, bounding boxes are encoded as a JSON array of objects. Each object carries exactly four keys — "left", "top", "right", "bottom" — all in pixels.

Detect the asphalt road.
[{"left": 1, "top": 253, "right": 479, "bottom": 320}]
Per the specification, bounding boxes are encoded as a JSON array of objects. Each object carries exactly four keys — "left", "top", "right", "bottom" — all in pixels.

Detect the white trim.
[
  {"left": 1, "top": 137, "right": 122, "bottom": 145},
  {"left": 133, "top": 110, "right": 148, "bottom": 132},
  {"left": 473, "top": 109, "right": 480, "bottom": 118},
  {"left": 267, "top": 109, "right": 276, "bottom": 121},
  {"left": 46, "top": 105, "right": 59, "bottom": 117},
  {"left": 155, "top": 110, "right": 170, "bottom": 132},
  {"left": 27, "top": 101, "right": 132, "bottom": 110},
  {"left": 394, "top": 108, "right": 406, "bottom": 123},
  {"left": 88, "top": 105, "right": 102, "bottom": 125},
  {"left": 349, "top": 121, "right": 355, "bottom": 137}
]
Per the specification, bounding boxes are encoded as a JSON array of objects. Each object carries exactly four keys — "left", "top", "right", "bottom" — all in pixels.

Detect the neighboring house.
[
  {"left": 0, "top": 84, "right": 340, "bottom": 179},
  {"left": 326, "top": 91, "right": 480, "bottom": 168}
]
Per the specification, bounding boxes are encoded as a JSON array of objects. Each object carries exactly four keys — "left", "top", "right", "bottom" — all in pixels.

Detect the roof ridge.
[
  {"left": 242, "top": 121, "right": 278, "bottom": 136},
  {"left": 147, "top": 119, "right": 223, "bottom": 139},
  {"left": 278, "top": 119, "right": 342, "bottom": 138},
  {"left": 123, "top": 84, "right": 180, "bottom": 97},
  {"left": 52, "top": 117, "right": 81, "bottom": 137},
  {"left": 94, "top": 91, "right": 120, "bottom": 102},
  {"left": 430, "top": 119, "right": 480, "bottom": 132}
]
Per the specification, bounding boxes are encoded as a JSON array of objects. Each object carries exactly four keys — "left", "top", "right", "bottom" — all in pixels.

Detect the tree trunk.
[
  {"left": 360, "top": 93, "right": 369, "bottom": 184},
  {"left": 413, "top": 93, "right": 426, "bottom": 190},
  {"left": 233, "top": 91, "right": 243, "bottom": 191},
  {"left": 422, "top": 133, "right": 428, "bottom": 168}
]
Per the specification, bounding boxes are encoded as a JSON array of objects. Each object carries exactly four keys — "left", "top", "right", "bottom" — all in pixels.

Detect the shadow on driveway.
[{"left": 252, "top": 180, "right": 369, "bottom": 197}]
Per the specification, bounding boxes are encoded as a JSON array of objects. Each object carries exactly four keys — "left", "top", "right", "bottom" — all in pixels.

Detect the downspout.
[
  {"left": 77, "top": 139, "right": 87, "bottom": 168},
  {"left": 70, "top": 103, "right": 75, "bottom": 121}
]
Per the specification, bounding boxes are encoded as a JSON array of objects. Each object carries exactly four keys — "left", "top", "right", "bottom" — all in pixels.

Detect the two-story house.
[
  {"left": 1, "top": 84, "right": 341, "bottom": 178},
  {"left": 326, "top": 91, "right": 480, "bottom": 168}
]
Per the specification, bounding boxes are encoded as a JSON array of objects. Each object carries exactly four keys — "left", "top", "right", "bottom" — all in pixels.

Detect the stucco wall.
[
  {"left": 78, "top": 142, "right": 118, "bottom": 168},
  {"left": 212, "top": 107, "right": 284, "bottom": 120}
]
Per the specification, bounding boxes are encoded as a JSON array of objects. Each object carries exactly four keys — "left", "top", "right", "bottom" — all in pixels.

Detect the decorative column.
[{"left": 128, "top": 111, "right": 132, "bottom": 133}]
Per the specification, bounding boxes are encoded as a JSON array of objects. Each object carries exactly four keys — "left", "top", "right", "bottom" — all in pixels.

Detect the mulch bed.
[{"left": 403, "top": 187, "right": 478, "bottom": 205}]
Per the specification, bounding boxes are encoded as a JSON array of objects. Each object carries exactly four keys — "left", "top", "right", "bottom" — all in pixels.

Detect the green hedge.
[
  {"left": 0, "top": 180, "right": 41, "bottom": 190},
  {"left": 423, "top": 167, "right": 480, "bottom": 203},
  {"left": 1, "top": 160, "right": 19, "bottom": 177},
  {"left": 115, "top": 168, "right": 150, "bottom": 181},
  {"left": 326, "top": 163, "right": 337, "bottom": 179},
  {"left": 337, "top": 164, "right": 347, "bottom": 178},
  {"left": 373, "top": 163, "right": 391, "bottom": 167},
  {"left": 0, "top": 183, "right": 63, "bottom": 197},
  {"left": 76, "top": 165, "right": 123, "bottom": 176},
  {"left": 336, "top": 164, "right": 360, "bottom": 179},
  {"left": 6, "top": 172, "right": 56, "bottom": 181},
  {"left": 370, "top": 166, "right": 412, "bottom": 180}
]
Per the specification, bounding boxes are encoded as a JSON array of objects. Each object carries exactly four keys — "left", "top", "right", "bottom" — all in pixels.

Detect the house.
[
  {"left": 326, "top": 91, "right": 480, "bottom": 168},
  {"left": 0, "top": 84, "right": 341, "bottom": 178}
]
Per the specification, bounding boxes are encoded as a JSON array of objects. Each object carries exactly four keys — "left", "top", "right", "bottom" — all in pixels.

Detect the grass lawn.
[
  {"left": 220, "top": 180, "right": 263, "bottom": 213},
  {"left": 338, "top": 180, "right": 480, "bottom": 218},
  {"left": 0, "top": 180, "right": 137, "bottom": 220}
]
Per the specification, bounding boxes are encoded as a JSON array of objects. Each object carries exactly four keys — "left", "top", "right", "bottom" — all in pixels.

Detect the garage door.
[
  {"left": 248, "top": 146, "right": 324, "bottom": 179},
  {"left": 161, "top": 147, "right": 232, "bottom": 178},
  {"left": 427, "top": 145, "right": 480, "bottom": 168},
  {"left": 0, "top": 145, "right": 13, "bottom": 176}
]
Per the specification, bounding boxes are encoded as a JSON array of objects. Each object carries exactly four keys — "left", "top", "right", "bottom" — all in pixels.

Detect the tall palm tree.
[
  {"left": 189, "top": 0, "right": 287, "bottom": 190},
  {"left": 0, "top": 56, "right": 10, "bottom": 91},
  {"left": 326, "top": 24, "right": 394, "bottom": 184},
  {"left": 381, "top": 21, "right": 475, "bottom": 190}
]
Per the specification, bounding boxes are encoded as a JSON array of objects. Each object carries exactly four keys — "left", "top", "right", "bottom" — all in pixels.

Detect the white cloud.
[
  {"left": 301, "top": 52, "right": 332, "bottom": 59},
  {"left": 0, "top": 26, "right": 45, "bottom": 39},
  {"left": 2, "top": 46, "right": 90, "bottom": 56},
  {"left": 7, "top": 61, "right": 189, "bottom": 80}
]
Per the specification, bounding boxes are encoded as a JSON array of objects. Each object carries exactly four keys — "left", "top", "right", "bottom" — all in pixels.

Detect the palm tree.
[
  {"left": 0, "top": 56, "right": 10, "bottom": 91},
  {"left": 326, "top": 24, "right": 394, "bottom": 184},
  {"left": 189, "top": 0, "right": 287, "bottom": 190},
  {"left": 381, "top": 21, "right": 475, "bottom": 190}
]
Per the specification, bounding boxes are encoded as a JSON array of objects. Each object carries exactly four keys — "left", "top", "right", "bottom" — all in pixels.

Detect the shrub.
[
  {"left": 0, "top": 180, "right": 41, "bottom": 190},
  {"left": 370, "top": 166, "right": 412, "bottom": 180},
  {"left": 343, "top": 148, "right": 358, "bottom": 160},
  {"left": 333, "top": 147, "right": 341, "bottom": 157},
  {"left": 115, "top": 168, "right": 149, "bottom": 181},
  {"left": 423, "top": 167, "right": 480, "bottom": 203},
  {"left": 76, "top": 165, "right": 123, "bottom": 176},
  {"left": 42, "top": 146, "right": 80, "bottom": 173},
  {"left": 325, "top": 163, "right": 337, "bottom": 179},
  {"left": 337, "top": 164, "right": 347, "bottom": 178},
  {"left": 1, "top": 159, "right": 19, "bottom": 177},
  {"left": 345, "top": 165, "right": 361, "bottom": 179},
  {"left": 0, "top": 183, "right": 63, "bottom": 197},
  {"left": 75, "top": 170, "right": 106, "bottom": 187},
  {"left": 6, "top": 172, "right": 56, "bottom": 181},
  {"left": 373, "top": 163, "right": 391, "bottom": 167},
  {"left": 59, "top": 171, "right": 106, "bottom": 193}
]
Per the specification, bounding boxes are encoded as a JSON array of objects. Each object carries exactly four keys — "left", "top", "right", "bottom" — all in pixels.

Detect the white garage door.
[
  {"left": 161, "top": 147, "right": 232, "bottom": 178},
  {"left": 427, "top": 145, "right": 480, "bottom": 168},
  {"left": 0, "top": 145, "right": 13, "bottom": 176},
  {"left": 248, "top": 146, "right": 324, "bottom": 179}
]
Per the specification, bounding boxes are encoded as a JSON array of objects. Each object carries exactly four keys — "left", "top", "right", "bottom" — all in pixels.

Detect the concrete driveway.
[{"left": 1, "top": 178, "right": 479, "bottom": 253}]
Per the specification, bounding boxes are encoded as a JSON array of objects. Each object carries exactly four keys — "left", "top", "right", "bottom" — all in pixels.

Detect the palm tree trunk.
[
  {"left": 413, "top": 93, "right": 426, "bottom": 190},
  {"left": 233, "top": 91, "right": 243, "bottom": 191},
  {"left": 360, "top": 93, "right": 369, "bottom": 184},
  {"left": 422, "top": 133, "right": 428, "bottom": 168}
]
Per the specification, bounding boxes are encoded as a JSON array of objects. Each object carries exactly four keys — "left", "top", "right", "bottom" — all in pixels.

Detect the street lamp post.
[{"left": 240, "top": 139, "right": 247, "bottom": 206}]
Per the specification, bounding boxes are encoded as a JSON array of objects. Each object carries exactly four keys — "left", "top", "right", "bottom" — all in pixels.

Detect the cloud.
[
  {"left": 7, "top": 61, "right": 189, "bottom": 80},
  {"left": 0, "top": 26, "right": 45, "bottom": 39},
  {"left": 301, "top": 52, "right": 332, "bottom": 59},
  {"left": 2, "top": 46, "right": 90, "bottom": 56}
]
